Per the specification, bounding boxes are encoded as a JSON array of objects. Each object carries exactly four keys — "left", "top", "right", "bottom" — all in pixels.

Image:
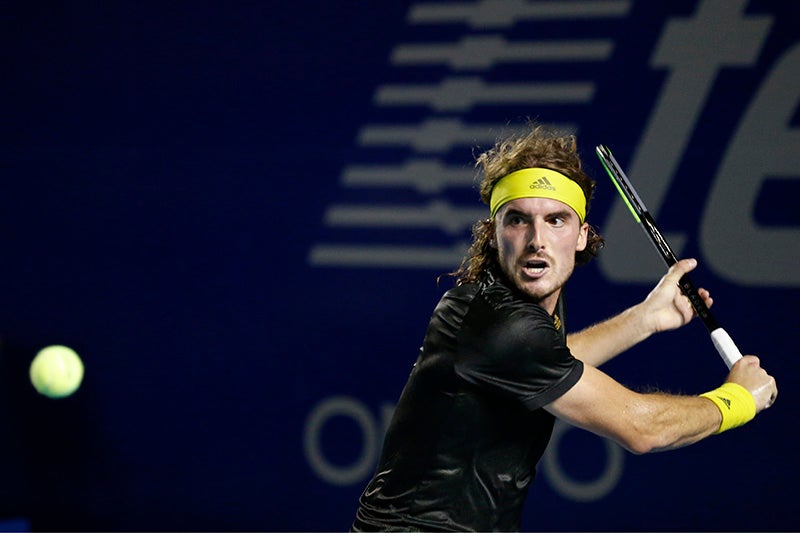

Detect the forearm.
[
  {"left": 547, "top": 365, "right": 726, "bottom": 455},
  {"left": 568, "top": 258, "right": 713, "bottom": 367},
  {"left": 628, "top": 393, "right": 721, "bottom": 453},
  {"left": 566, "top": 302, "right": 653, "bottom": 367},
  {"left": 633, "top": 367, "right": 763, "bottom": 452}
]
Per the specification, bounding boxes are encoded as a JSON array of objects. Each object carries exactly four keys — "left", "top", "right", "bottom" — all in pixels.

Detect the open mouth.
[{"left": 523, "top": 259, "right": 548, "bottom": 276}]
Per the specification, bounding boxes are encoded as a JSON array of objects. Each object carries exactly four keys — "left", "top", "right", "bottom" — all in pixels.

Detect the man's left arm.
[{"left": 567, "top": 259, "right": 711, "bottom": 367}]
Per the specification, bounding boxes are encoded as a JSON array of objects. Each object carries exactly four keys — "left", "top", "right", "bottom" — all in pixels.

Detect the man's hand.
[
  {"left": 640, "top": 258, "right": 712, "bottom": 334},
  {"left": 728, "top": 356, "right": 778, "bottom": 412}
]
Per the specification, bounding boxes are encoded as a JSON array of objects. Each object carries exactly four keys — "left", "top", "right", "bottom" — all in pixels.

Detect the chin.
[{"left": 517, "top": 282, "right": 548, "bottom": 302}]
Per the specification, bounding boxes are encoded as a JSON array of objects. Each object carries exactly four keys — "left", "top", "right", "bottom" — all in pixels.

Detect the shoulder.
[
  {"left": 455, "top": 280, "right": 564, "bottom": 359},
  {"left": 451, "top": 280, "right": 582, "bottom": 407},
  {"left": 430, "top": 283, "right": 481, "bottom": 320},
  {"left": 434, "top": 279, "right": 560, "bottom": 348},
  {"left": 480, "top": 278, "right": 555, "bottom": 329}
]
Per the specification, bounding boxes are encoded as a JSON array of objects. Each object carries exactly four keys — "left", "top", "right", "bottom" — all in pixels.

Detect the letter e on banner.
[{"left": 701, "top": 43, "right": 800, "bottom": 286}]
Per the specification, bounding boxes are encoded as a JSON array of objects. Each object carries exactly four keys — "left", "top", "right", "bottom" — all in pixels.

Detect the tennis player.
[{"left": 350, "top": 123, "right": 777, "bottom": 532}]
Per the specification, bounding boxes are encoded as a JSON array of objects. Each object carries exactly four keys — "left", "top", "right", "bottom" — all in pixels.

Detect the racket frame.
[{"left": 595, "top": 144, "right": 742, "bottom": 369}]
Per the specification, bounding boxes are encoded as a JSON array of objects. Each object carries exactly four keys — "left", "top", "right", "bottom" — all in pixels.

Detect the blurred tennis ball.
[{"left": 29, "top": 345, "right": 84, "bottom": 398}]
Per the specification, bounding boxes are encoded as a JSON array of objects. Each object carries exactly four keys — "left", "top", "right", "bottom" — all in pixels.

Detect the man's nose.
[{"left": 527, "top": 220, "right": 545, "bottom": 250}]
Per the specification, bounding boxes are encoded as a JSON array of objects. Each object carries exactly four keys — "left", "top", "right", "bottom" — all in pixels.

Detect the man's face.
[{"left": 493, "top": 197, "right": 588, "bottom": 313}]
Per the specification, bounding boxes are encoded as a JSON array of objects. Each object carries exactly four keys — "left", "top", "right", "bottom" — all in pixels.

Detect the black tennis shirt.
[{"left": 352, "top": 273, "right": 584, "bottom": 531}]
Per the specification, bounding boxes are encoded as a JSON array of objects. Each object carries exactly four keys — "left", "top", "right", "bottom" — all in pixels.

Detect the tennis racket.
[{"left": 595, "top": 144, "right": 742, "bottom": 369}]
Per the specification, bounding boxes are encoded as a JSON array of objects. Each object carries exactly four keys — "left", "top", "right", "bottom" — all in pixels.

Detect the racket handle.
[
  {"left": 677, "top": 274, "right": 719, "bottom": 331},
  {"left": 710, "top": 328, "right": 743, "bottom": 369}
]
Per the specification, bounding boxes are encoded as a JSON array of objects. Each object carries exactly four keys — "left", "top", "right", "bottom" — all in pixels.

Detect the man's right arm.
[
  {"left": 566, "top": 259, "right": 710, "bottom": 368},
  {"left": 543, "top": 356, "right": 777, "bottom": 454}
]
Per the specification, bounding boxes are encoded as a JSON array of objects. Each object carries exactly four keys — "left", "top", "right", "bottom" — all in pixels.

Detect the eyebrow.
[{"left": 503, "top": 207, "right": 575, "bottom": 220}]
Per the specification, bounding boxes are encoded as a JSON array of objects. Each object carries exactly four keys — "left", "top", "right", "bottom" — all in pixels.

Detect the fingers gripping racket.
[{"left": 595, "top": 145, "right": 742, "bottom": 369}]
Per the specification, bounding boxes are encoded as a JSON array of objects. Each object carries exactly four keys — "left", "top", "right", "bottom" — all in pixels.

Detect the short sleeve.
[{"left": 454, "top": 299, "right": 583, "bottom": 411}]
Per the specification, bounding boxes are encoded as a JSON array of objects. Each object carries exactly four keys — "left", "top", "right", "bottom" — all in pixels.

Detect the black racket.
[{"left": 596, "top": 144, "right": 742, "bottom": 369}]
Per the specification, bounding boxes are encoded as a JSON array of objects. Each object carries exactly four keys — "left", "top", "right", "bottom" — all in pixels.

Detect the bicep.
[{"left": 543, "top": 364, "right": 651, "bottom": 453}]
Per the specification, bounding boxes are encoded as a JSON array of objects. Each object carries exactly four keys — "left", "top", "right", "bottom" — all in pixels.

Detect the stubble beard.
[{"left": 508, "top": 261, "right": 574, "bottom": 312}]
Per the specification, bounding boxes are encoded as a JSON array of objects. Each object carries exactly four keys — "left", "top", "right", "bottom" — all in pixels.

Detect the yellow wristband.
[{"left": 700, "top": 382, "right": 757, "bottom": 434}]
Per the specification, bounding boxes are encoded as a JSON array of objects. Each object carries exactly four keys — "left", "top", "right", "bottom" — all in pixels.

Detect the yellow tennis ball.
[{"left": 29, "top": 345, "right": 85, "bottom": 398}]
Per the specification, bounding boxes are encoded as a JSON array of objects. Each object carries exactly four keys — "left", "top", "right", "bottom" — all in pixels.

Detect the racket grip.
[
  {"left": 678, "top": 274, "right": 719, "bottom": 331},
  {"left": 710, "top": 328, "right": 743, "bottom": 370}
]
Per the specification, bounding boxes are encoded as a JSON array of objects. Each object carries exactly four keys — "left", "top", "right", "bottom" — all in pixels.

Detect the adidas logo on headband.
[{"left": 530, "top": 176, "right": 556, "bottom": 191}]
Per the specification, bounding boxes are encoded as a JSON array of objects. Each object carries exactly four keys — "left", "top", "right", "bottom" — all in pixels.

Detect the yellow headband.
[{"left": 489, "top": 168, "right": 587, "bottom": 222}]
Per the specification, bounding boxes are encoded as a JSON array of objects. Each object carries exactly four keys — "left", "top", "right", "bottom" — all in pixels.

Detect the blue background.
[{"left": 1, "top": 1, "right": 798, "bottom": 531}]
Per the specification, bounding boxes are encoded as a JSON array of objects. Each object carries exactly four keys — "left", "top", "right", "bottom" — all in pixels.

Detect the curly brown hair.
[{"left": 449, "top": 122, "right": 605, "bottom": 285}]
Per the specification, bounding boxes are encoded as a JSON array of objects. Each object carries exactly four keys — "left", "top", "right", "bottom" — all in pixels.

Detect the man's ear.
[{"left": 576, "top": 222, "right": 589, "bottom": 252}]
